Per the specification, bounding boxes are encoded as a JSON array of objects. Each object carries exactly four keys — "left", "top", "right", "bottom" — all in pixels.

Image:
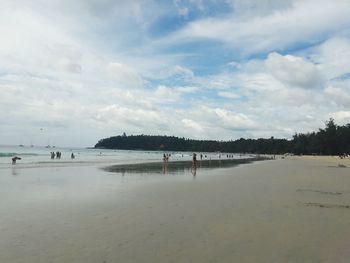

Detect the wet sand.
[{"left": 1, "top": 157, "right": 350, "bottom": 262}]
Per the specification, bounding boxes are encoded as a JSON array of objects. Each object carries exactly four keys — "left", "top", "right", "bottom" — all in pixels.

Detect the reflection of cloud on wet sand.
[{"left": 102, "top": 158, "right": 263, "bottom": 175}]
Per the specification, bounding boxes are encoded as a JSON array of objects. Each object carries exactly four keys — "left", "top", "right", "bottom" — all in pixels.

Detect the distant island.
[{"left": 95, "top": 119, "right": 350, "bottom": 155}]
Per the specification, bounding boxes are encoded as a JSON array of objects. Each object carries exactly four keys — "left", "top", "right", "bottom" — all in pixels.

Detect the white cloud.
[
  {"left": 96, "top": 104, "right": 161, "bottom": 124},
  {"left": 309, "top": 37, "right": 350, "bottom": 80},
  {"left": 176, "top": 86, "right": 198, "bottom": 93},
  {"left": 174, "top": 0, "right": 189, "bottom": 16},
  {"left": 213, "top": 108, "right": 256, "bottom": 130},
  {"left": 265, "top": 52, "right": 323, "bottom": 89},
  {"left": 227, "top": 0, "right": 294, "bottom": 16},
  {"left": 153, "top": 85, "right": 199, "bottom": 103},
  {"left": 106, "top": 62, "right": 144, "bottom": 89},
  {"left": 172, "top": 65, "right": 194, "bottom": 77},
  {"left": 154, "top": 85, "right": 181, "bottom": 102},
  {"left": 182, "top": 119, "right": 204, "bottom": 132},
  {"left": 162, "top": 0, "right": 350, "bottom": 54},
  {"left": 217, "top": 91, "right": 240, "bottom": 99},
  {"left": 329, "top": 111, "right": 350, "bottom": 125},
  {"left": 186, "top": 106, "right": 257, "bottom": 133},
  {"left": 324, "top": 85, "right": 350, "bottom": 107},
  {"left": 173, "top": 0, "right": 205, "bottom": 17}
]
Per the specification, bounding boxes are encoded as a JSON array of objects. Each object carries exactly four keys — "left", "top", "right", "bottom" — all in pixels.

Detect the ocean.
[{"left": 0, "top": 145, "right": 247, "bottom": 169}]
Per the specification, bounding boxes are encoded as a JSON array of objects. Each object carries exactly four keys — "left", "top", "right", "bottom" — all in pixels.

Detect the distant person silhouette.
[
  {"left": 192, "top": 153, "right": 197, "bottom": 169},
  {"left": 12, "top": 156, "right": 21, "bottom": 165},
  {"left": 191, "top": 153, "right": 197, "bottom": 177}
]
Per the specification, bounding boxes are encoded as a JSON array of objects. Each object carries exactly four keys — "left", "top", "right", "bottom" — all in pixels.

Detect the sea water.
[{"left": 0, "top": 145, "right": 249, "bottom": 169}]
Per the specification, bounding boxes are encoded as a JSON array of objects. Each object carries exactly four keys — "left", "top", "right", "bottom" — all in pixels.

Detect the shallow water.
[
  {"left": 0, "top": 145, "right": 252, "bottom": 168},
  {"left": 103, "top": 158, "right": 262, "bottom": 175}
]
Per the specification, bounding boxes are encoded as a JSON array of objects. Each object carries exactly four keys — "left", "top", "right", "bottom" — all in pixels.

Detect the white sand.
[{"left": 1, "top": 158, "right": 350, "bottom": 262}]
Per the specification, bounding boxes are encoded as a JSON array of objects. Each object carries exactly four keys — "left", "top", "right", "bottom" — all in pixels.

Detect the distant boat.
[
  {"left": 45, "top": 139, "right": 51, "bottom": 148},
  {"left": 19, "top": 144, "right": 24, "bottom": 147}
]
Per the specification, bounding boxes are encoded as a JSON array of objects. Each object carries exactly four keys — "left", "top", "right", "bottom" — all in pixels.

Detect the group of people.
[
  {"left": 162, "top": 152, "right": 199, "bottom": 175},
  {"left": 163, "top": 153, "right": 171, "bottom": 162},
  {"left": 50, "top": 151, "right": 75, "bottom": 159},
  {"left": 161, "top": 152, "right": 205, "bottom": 169},
  {"left": 339, "top": 153, "right": 349, "bottom": 159},
  {"left": 50, "top": 151, "right": 62, "bottom": 159},
  {"left": 11, "top": 151, "right": 77, "bottom": 165}
]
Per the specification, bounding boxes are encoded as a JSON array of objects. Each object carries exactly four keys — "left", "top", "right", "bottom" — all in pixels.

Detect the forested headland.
[{"left": 95, "top": 119, "right": 350, "bottom": 155}]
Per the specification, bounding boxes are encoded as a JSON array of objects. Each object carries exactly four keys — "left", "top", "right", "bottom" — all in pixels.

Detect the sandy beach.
[{"left": 1, "top": 157, "right": 350, "bottom": 263}]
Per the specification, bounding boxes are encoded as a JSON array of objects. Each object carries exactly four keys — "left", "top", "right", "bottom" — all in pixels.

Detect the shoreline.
[{"left": 0, "top": 155, "right": 265, "bottom": 170}]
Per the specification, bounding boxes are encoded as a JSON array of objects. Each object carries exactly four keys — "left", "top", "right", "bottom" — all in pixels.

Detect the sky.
[{"left": 1, "top": 0, "right": 350, "bottom": 147}]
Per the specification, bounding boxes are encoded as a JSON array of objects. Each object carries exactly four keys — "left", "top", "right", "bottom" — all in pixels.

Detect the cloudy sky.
[{"left": 1, "top": 0, "right": 350, "bottom": 147}]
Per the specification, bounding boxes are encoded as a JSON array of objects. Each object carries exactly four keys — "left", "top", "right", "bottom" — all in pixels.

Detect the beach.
[{"left": 1, "top": 157, "right": 350, "bottom": 263}]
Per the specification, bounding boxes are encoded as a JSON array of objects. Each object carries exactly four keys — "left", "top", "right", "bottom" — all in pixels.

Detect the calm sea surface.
[{"left": 0, "top": 145, "right": 249, "bottom": 169}]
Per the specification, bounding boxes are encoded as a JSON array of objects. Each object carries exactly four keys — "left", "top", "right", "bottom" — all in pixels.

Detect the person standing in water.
[
  {"left": 12, "top": 156, "right": 21, "bottom": 165},
  {"left": 71, "top": 153, "right": 75, "bottom": 159},
  {"left": 191, "top": 153, "right": 197, "bottom": 176},
  {"left": 192, "top": 153, "right": 197, "bottom": 169}
]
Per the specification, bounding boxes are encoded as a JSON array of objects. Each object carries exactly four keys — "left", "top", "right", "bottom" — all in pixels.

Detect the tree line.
[{"left": 94, "top": 119, "right": 350, "bottom": 155}]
